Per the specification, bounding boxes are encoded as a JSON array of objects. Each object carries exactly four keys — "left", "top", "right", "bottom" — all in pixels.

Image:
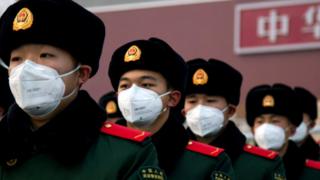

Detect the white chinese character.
[
  {"left": 302, "top": 5, "right": 320, "bottom": 39},
  {"left": 257, "top": 10, "right": 289, "bottom": 43}
]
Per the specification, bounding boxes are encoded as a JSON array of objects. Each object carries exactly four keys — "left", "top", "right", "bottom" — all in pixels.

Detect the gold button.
[
  {"left": 105, "top": 123, "right": 112, "bottom": 128},
  {"left": 188, "top": 141, "right": 193, "bottom": 145},
  {"left": 6, "top": 158, "right": 17, "bottom": 167}
]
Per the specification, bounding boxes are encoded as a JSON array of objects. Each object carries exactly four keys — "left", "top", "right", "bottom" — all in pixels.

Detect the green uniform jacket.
[
  {"left": 0, "top": 91, "right": 163, "bottom": 180},
  {"left": 119, "top": 111, "right": 235, "bottom": 180},
  {"left": 189, "top": 121, "right": 286, "bottom": 180},
  {"left": 169, "top": 141, "right": 235, "bottom": 180},
  {"left": 297, "top": 135, "right": 320, "bottom": 161},
  {"left": 234, "top": 145, "right": 286, "bottom": 180},
  {"left": 299, "top": 159, "right": 320, "bottom": 180},
  {"left": 284, "top": 141, "right": 320, "bottom": 180},
  {"left": 282, "top": 141, "right": 306, "bottom": 179}
]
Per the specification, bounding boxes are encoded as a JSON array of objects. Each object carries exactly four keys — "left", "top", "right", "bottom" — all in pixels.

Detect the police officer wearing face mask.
[
  {"left": 108, "top": 38, "right": 235, "bottom": 179},
  {"left": 246, "top": 83, "right": 308, "bottom": 180},
  {"left": 182, "top": 58, "right": 286, "bottom": 180},
  {"left": 290, "top": 87, "right": 320, "bottom": 160},
  {"left": 0, "top": 0, "right": 162, "bottom": 179}
]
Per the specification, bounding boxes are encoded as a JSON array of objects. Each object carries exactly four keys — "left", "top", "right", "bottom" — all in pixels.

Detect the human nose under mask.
[
  {"left": 254, "top": 123, "right": 286, "bottom": 151},
  {"left": 8, "top": 60, "right": 80, "bottom": 117},
  {"left": 117, "top": 84, "right": 171, "bottom": 127},
  {"left": 186, "top": 105, "right": 228, "bottom": 137}
]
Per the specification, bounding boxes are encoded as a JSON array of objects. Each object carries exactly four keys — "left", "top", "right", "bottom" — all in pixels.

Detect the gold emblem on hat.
[
  {"left": 106, "top": 101, "right": 117, "bottom": 114},
  {"left": 193, "top": 68, "right": 208, "bottom": 85},
  {"left": 262, "top": 95, "right": 275, "bottom": 107},
  {"left": 13, "top": 8, "right": 33, "bottom": 31},
  {"left": 6, "top": 158, "right": 18, "bottom": 167},
  {"left": 124, "top": 45, "right": 141, "bottom": 62}
]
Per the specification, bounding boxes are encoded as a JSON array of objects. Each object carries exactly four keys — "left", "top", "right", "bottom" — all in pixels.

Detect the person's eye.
[
  {"left": 256, "top": 119, "right": 263, "bottom": 125},
  {"left": 118, "top": 83, "right": 129, "bottom": 90},
  {"left": 141, "top": 83, "right": 154, "bottom": 88},
  {"left": 10, "top": 56, "right": 23, "bottom": 62},
  {"left": 207, "top": 99, "right": 217, "bottom": 103},
  {"left": 40, "top": 53, "right": 55, "bottom": 58},
  {"left": 186, "top": 99, "right": 197, "bottom": 104},
  {"left": 271, "top": 119, "right": 280, "bottom": 124}
]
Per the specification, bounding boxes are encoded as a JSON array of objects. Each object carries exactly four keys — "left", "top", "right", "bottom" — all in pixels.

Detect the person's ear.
[
  {"left": 167, "top": 90, "right": 181, "bottom": 108},
  {"left": 181, "top": 108, "right": 186, "bottom": 117},
  {"left": 78, "top": 65, "right": 92, "bottom": 86},
  {"left": 225, "top": 104, "right": 236, "bottom": 119},
  {"left": 288, "top": 124, "right": 296, "bottom": 136},
  {"left": 309, "top": 121, "right": 316, "bottom": 129}
]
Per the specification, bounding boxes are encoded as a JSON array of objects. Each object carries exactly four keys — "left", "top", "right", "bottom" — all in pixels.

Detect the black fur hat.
[{"left": 0, "top": 0, "right": 105, "bottom": 77}]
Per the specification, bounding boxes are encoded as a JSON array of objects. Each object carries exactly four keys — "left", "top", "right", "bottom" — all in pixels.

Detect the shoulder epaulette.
[
  {"left": 186, "top": 140, "right": 224, "bottom": 157},
  {"left": 100, "top": 122, "right": 151, "bottom": 143},
  {"left": 305, "top": 159, "right": 320, "bottom": 170},
  {"left": 243, "top": 144, "right": 278, "bottom": 160}
]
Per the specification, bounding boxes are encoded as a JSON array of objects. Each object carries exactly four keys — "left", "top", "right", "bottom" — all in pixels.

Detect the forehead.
[
  {"left": 11, "top": 44, "right": 69, "bottom": 55},
  {"left": 255, "top": 114, "right": 290, "bottom": 122},
  {"left": 186, "top": 93, "right": 226, "bottom": 100},
  {"left": 120, "top": 69, "right": 166, "bottom": 82}
]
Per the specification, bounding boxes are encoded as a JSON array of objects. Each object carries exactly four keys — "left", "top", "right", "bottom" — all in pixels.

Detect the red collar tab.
[
  {"left": 305, "top": 159, "right": 320, "bottom": 170},
  {"left": 243, "top": 144, "right": 278, "bottom": 160},
  {"left": 100, "top": 122, "right": 151, "bottom": 142},
  {"left": 186, "top": 140, "right": 224, "bottom": 157}
]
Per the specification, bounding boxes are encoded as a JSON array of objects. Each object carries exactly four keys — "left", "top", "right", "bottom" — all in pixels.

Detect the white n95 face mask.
[
  {"left": 186, "top": 105, "right": 227, "bottom": 137},
  {"left": 117, "top": 84, "right": 171, "bottom": 127},
  {"left": 254, "top": 123, "right": 285, "bottom": 150},
  {"left": 9, "top": 60, "right": 80, "bottom": 117},
  {"left": 289, "top": 121, "right": 308, "bottom": 143}
]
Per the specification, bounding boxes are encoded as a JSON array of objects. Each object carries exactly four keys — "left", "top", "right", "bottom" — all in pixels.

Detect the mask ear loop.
[
  {"left": 60, "top": 64, "right": 81, "bottom": 99},
  {"left": 159, "top": 91, "right": 172, "bottom": 113},
  {"left": 0, "top": 59, "right": 9, "bottom": 69},
  {"left": 59, "top": 64, "right": 81, "bottom": 78},
  {"left": 221, "top": 106, "right": 229, "bottom": 113}
]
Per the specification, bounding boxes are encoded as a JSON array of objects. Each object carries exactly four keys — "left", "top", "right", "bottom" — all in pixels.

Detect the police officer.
[
  {"left": 290, "top": 87, "right": 320, "bottom": 160},
  {"left": 182, "top": 58, "right": 286, "bottom": 180},
  {"left": 108, "top": 38, "right": 235, "bottom": 179},
  {"left": 0, "top": 0, "right": 162, "bottom": 179},
  {"left": 246, "top": 84, "right": 304, "bottom": 179},
  {"left": 99, "top": 91, "right": 123, "bottom": 122}
]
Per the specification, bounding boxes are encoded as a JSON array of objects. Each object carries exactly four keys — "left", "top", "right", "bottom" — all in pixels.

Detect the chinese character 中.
[{"left": 257, "top": 10, "right": 289, "bottom": 43}]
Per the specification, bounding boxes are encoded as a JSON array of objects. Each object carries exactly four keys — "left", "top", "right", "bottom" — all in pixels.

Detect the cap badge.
[
  {"left": 124, "top": 45, "right": 141, "bottom": 62},
  {"left": 106, "top": 101, "right": 117, "bottom": 114},
  {"left": 193, "top": 68, "right": 208, "bottom": 85},
  {"left": 263, "top": 95, "right": 275, "bottom": 107},
  {"left": 13, "top": 8, "right": 33, "bottom": 31}
]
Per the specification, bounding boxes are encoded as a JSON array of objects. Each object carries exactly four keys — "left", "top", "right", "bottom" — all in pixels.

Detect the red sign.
[{"left": 234, "top": 0, "right": 320, "bottom": 55}]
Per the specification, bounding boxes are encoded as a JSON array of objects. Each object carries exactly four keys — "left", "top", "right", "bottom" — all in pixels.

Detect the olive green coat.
[
  {"left": 0, "top": 92, "right": 163, "bottom": 180},
  {"left": 0, "top": 135, "right": 160, "bottom": 180},
  {"left": 169, "top": 141, "right": 235, "bottom": 180},
  {"left": 234, "top": 146, "right": 286, "bottom": 180}
]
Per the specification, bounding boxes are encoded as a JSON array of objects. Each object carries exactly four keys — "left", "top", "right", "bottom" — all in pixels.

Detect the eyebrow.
[
  {"left": 140, "top": 75, "right": 157, "bottom": 81},
  {"left": 119, "top": 77, "right": 130, "bottom": 82}
]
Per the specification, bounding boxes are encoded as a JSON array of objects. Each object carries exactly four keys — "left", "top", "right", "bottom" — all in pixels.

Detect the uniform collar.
[
  {"left": 0, "top": 90, "right": 106, "bottom": 168},
  {"left": 117, "top": 110, "right": 189, "bottom": 173},
  {"left": 150, "top": 110, "right": 189, "bottom": 173},
  {"left": 188, "top": 121, "right": 246, "bottom": 163},
  {"left": 282, "top": 140, "right": 305, "bottom": 180}
]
